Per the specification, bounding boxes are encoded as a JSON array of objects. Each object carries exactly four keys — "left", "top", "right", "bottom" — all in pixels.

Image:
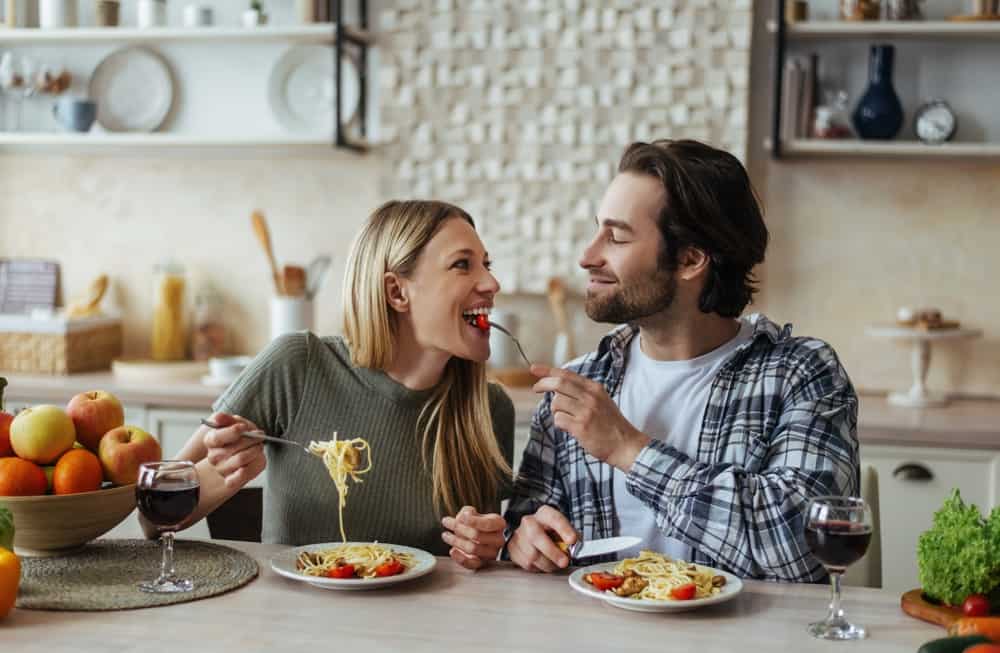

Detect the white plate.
[
  {"left": 89, "top": 47, "right": 174, "bottom": 132},
  {"left": 568, "top": 561, "right": 743, "bottom": 613},
  {"left": 267, "top": 44, "right": 360, "bottom": 134},
  {"left": 270, "top": 542, "right": 436, "bottom": 591}
]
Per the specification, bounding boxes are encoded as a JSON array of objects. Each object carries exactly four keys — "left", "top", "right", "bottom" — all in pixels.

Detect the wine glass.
[
  {"left": 805, "top": 496, "right": 873, "bottom": 640},
  {"left": 135, "top": 461, "right": 201, "bottom": 593}
]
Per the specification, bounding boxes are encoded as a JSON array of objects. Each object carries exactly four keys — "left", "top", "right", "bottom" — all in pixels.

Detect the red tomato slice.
[
  {"left": 670, "top": 583, "right": 697, "bottom": 600},
  {"left": 374, "top": 559, "right": 406, "bottom": 577},
  {"left": 325, "top": 564, "right": 356, "bottom": 579},
  {"left": 585, "top": 572, "right": 625, "bottom": 592}
]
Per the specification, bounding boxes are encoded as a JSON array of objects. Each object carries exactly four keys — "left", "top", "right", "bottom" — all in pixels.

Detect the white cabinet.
[{"left": 862, "top": 443, "right": 1000, "bottom": 593}]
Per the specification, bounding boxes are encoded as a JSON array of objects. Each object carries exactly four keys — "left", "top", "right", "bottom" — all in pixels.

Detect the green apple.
[{"left": 10, "top": 405, "right": 76, "bottom": 464}]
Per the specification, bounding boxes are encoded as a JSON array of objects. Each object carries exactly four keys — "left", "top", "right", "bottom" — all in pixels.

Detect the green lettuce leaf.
[
  {"left": 917, "top": 489, "right": 1000, "bottom": 605},
  {"left": 0, "top": 505, "right": 12, "bottom": 552}
]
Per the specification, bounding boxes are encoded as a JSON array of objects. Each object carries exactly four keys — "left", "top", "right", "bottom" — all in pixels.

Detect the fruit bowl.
[{"left": 2, "top": 484, "right": 136, "bottom": 556}]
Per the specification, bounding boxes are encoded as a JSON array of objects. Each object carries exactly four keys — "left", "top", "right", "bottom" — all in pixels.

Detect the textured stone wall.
[{"left": 376, "top": 0, "right": 753, "bottom": 293}]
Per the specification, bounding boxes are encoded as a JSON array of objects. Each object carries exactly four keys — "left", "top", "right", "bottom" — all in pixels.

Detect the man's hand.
[
  {"left": 441, "top": 506, "right": 507, "bottom": 570},
  {"left": 531, "top": 364, "right": 650, "bottom": 471},
  {"left": 507, "top": 505, "right": 579, "bottom": 573}
]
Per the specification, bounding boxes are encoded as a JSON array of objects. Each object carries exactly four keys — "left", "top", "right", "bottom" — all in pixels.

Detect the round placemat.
[{"left": 15, "top": 539, "right": 259, "bottom": 611}]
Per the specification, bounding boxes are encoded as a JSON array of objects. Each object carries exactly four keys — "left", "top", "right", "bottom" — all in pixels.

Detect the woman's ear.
[
  {"left": 677, "top": 246, "right": 711, "bottom": 282},
  {"left": 384, "top": 272, "right": 409, "bottom": 313}
]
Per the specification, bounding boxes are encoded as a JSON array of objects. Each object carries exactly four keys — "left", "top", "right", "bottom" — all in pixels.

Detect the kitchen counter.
[
  {"left": 4, "top": 538, "right": 939, "bottom": 652},
  {"left": 4, "top": 370, "right": 1000, "bottom": 448}
]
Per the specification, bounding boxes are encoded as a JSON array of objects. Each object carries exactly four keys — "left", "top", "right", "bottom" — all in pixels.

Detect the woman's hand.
[
  {"left": 203, "top": 412, "right": 266, "bottom": 489},
  {"left": 441, "top": 506, "right": 507, "bottom": 570}
]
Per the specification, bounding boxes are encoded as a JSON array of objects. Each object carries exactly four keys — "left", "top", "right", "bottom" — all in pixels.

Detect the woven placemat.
[{"left": 15, "top": 539, "right": 259, "bottom": 611}]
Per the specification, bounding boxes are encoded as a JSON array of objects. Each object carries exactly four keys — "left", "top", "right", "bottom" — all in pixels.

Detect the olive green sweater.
[{"left": 213, "top": 333, "right": 515, "bottom": 553}]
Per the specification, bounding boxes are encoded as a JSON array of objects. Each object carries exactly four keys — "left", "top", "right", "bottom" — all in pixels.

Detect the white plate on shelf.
[
  {"left": 267, "top": 44, "right": 360, "bottom": 134},
  {"left": 568, "top": 561, "right": 743, "bottom": 613},
  {"left": 270, "top": 542, "right": 436, "bottom": 591},
  {"left": 89, "top": 47, "right": 174, "bottom": 132}
]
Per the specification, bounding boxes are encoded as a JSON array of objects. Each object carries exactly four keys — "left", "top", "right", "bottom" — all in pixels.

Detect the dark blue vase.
[{"left": 852, "top": 45, "right": 904, "bottom": 140}]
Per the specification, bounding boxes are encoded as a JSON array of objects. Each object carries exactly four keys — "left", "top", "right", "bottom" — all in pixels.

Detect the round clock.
[{"left": 914, "top": 100, "right": 957, "bottom": 144}]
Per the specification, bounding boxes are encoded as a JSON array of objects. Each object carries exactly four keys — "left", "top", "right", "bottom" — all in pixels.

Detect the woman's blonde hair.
[{"left": 342, "top": 199, "right": 511, "bottom": 515}]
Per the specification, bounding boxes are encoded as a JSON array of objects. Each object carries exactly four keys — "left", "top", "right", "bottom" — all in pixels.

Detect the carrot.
[{"left": 948, "top": 617, "right": 1000, "bottom": 641}]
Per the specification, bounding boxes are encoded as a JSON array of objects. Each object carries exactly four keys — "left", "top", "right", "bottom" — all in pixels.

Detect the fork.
[
  {"left": 200, "top": 419, "right": 316, "bottom": 456},
  {"left": 489, "top": 320, "right": 532, "bottom": 367}
]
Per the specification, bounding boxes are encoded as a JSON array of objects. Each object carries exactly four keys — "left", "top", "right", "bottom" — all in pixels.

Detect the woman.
[{"left": 174, "top": 200, "right": 514, "bottom": 569}]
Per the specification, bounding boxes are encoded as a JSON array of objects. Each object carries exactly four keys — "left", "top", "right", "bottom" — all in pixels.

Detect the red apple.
[
  {"left": 98, "top": 425, "right": 162, "bottom": 486},
  {"left": 66, "top": 390, "right": 125, "bottom": 452},
  {"left": 0, "top": 377, "right": 13, "bottom": 457}
]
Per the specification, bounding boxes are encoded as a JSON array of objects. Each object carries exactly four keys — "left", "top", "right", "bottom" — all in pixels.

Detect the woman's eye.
[
  {"left": 451, "top": 259, "right": 470, "bottom": 270},
  {"left": 484, "top": 260, "right": 493, "bottom": 271}
]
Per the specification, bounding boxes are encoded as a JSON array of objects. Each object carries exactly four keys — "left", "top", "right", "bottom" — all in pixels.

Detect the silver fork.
[
  {"left": 489, "top": 320, "right": 532, "bottom": 367},
  {"left": 200, "top": 419, "right": 316, "bottom": 456}
]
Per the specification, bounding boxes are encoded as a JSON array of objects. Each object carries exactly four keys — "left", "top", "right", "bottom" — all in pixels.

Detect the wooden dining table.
[{"left": 6, "top": 538, "right": 941, "bottom": 652}]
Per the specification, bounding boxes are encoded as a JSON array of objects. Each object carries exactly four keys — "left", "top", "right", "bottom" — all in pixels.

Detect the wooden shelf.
[
  {"left": 768, "top": 19, "right": 1000, "bottom": 39},
  {"left": 0, "top": 23, "right": 374, "bottom": 45},
  {"left": 769, "top": 138, "right": 1000, "bottom": 158},
  {"left": 0, "top": 132, "right": 349, "bottom": 154}
]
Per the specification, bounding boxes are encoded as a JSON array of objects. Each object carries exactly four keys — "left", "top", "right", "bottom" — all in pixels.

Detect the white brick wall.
[{"left": 378, "top": 1, "right": 752, "bottom": 293}]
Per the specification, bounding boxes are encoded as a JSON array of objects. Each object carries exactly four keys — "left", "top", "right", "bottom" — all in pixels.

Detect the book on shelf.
[{"left": 781, "top": 53, "right": 820, "bottom": 141}]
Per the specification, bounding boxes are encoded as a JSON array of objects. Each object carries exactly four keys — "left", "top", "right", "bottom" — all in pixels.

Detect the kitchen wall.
[{"left": 747, "top": 1, "right": 1000, "bottom": 397}]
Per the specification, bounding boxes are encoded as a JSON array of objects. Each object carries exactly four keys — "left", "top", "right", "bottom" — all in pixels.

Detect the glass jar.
[
  {"left": 840, "top": 0, "right": 881, "bottom": 20},
  {"left": 151, "top": 262, "right": 187, "bottom": 361},
  {"left": 191, "top": 284, "right": 226, "bottom": 361}
]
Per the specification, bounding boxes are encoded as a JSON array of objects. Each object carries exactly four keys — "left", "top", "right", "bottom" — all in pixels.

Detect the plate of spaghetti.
[
  {"left": 568, "top": 550, "right": 743, "bottom": 613},
  {"left": 270, "top": 542, "right": 436, "bottom": 591}
]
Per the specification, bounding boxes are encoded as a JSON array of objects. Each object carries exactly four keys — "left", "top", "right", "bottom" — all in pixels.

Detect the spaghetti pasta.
[
  {"left": 307, "top": 433, "right": 372, "bottom": 543},
  {"left": 295, "top": 543, "right": 416, "bottom": 579},
  {"left": 586, "top": 550, "right": 727, "bottom": 601}
]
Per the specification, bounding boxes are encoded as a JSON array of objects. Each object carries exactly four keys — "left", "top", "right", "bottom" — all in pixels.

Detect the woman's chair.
[
  {"left": 205, "top": 487, "right": 263, "bottom": 542},
  {"left": 842, "top": 465, "right": 882, "bottom": 588}
]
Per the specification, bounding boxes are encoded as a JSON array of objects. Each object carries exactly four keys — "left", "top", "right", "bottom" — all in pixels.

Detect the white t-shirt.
[{"left": 613, "top": 319, "right": 753, "bottom": 560}]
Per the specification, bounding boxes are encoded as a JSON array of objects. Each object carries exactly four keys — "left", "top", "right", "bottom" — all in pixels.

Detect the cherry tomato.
[
  {"left": 964, "top": 594, "right": 992, "bottom": 617},
  {"left": 584, "top": 572, "right": 624, "bottom": 592},
  {"left": 325, "top": 564, "right": 356, "bottom": 579},
  {"left": 670, "top": 582, "right": 697, "bottom": 600},
  {"left": 474, "top": 314, "right": 489, "bottom": 331},
  {"left": 374, "top": 559, "right": 406, "bottom": 577}
]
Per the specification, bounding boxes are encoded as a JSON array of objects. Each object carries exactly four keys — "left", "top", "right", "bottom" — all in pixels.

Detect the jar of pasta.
[{"left": 151, "top": 262, "right": 187, "bottom": 361}]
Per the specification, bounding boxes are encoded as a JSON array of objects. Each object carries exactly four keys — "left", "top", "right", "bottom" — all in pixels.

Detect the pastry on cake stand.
[{"left": 866, "top": 308, "right": 982, "bottom": 408}]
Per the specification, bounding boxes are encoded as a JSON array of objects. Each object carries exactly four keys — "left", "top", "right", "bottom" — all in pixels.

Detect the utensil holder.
[{"left": 270, "top": 296, "right": 314, "bottom": 341}]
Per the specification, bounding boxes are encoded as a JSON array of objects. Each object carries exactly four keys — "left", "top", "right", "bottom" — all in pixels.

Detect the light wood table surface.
[{"left": 5, "top": 539, "right": 940, "bottom": 652}]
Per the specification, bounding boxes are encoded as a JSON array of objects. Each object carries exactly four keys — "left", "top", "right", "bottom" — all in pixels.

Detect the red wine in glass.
[
  {"left": 136, "top": 482, "right": 200, "bottom": 528},
  {"left": 805, "top": 520, "right": 872, "bottom": 571},
  {"left": 136, "top": 461, "right": 200, "bottom": 594}
]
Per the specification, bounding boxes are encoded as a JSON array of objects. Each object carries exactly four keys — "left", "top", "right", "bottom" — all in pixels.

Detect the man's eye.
[{"left": 608, "top": 233, "right": 622, "bottom": 244}]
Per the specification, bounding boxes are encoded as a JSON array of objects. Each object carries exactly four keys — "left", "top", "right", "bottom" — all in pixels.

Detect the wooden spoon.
[
  {"left": 251, "top": 210, "right": 283, "bottom": 295},
  {"left": 282, "top": 265, "right": 306, "bottom": 297}
]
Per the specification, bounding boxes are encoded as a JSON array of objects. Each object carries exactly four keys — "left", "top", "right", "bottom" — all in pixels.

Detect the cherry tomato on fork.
[
  {"left": 670, "top": 583, "right": 697, "bottom": 600},
  {"left": 474, "top": 314, "right": 490, "bottom": 331},
  {"left": 325, "top": 564, "right": 356, "bottom": 579}
]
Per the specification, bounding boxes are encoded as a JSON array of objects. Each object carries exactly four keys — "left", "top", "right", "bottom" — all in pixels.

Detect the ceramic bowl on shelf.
[{"left": 3, "top": 484, "right": 137, "bottom": 556}]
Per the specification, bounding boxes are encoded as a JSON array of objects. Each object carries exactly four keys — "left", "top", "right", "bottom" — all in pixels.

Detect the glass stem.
[
  {"left": 159, "top": 531, "right": 177, "bottom": 581},
  {"left": 827, "top": 571, "right": 845, "bottom": 623}
]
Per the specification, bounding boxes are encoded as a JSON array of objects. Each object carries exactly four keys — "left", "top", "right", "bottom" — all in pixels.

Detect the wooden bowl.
[{"left": 2, "top": 484, "right": 136, "bottom": 556}]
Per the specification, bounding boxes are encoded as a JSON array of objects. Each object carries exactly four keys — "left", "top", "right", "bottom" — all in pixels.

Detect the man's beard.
[{"left": 585, "top": 268, "right": 677, "bottom": 324}]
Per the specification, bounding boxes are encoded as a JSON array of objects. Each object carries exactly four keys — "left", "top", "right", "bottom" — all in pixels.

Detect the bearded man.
[{"left": 503, "top": 139, "right": 859, "bottom": 582}]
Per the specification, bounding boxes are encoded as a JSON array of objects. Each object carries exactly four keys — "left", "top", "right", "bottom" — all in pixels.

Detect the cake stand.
[{"left": 865, "top": 325, "right": 983, "bottom": 408}]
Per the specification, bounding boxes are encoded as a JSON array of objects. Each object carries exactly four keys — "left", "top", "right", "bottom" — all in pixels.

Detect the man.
[{"left": 503, "top": 139, "right": 859, "bottom": 582}]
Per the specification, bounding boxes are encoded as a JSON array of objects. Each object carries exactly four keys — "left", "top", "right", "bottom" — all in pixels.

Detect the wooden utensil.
[
  {"left": 901, "top": 589, "right": 963, "bottom": 629},
  {"left": 282, "top": 265, "right": 306, "bottom": 297},
  {"left": 546, "top": 277, "right": 575, "bottom": 365},
  {"left": 251, "top": 210, "right": 283, "bottom": 295}
]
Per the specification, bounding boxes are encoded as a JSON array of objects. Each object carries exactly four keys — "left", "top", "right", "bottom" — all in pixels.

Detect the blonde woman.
[{"left": 172, "top": 200, "right": 514, "bottom": 569}]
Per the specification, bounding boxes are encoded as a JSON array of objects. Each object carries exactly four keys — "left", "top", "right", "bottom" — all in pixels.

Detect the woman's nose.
[{"left": 478, "top": 268, "right": 501, "bottom": 295}]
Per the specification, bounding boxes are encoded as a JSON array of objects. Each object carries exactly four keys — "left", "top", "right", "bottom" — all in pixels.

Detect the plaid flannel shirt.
[{"left": 504, "top": 313, "right": 859, "bottom": 582}]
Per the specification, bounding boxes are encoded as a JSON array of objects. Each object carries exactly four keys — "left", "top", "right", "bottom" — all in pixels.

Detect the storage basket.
[{"left": 0, "top": 314, "right": 123, "bottom": 374}]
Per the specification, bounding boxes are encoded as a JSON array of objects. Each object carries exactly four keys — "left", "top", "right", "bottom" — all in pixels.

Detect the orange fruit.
[
  {"left": 52, "top": 448, "right": 103, "bottom": 495},
  {"left": 0, "top": 547, "right": 19, "bottom": 619},
  {"left": 0, "top": 458, "right": 47, "bottom": 496}
]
